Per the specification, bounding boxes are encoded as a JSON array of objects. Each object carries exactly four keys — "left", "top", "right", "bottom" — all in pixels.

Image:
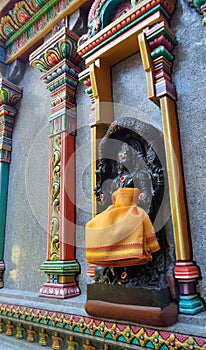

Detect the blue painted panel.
[
  {"left": 0, "top": 46, "right": 6, "bottom": 64},
  {"left": 0, "top": 162, "right": 9, "bottom": 259}
]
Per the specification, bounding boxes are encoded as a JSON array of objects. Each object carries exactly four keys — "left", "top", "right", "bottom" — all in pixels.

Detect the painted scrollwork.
[
  {"left": 78, "top": 0, "right": 133, "bottom": 46},
  {"left": 50, "top": 134, "right": 61, "bottom": 261},
  {"left": 0, "top": 0, "right": 48, "bottom": 41}
]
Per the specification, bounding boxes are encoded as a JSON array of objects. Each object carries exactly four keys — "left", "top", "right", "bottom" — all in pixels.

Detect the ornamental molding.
[
  {"left": 0, "top": 0, "right": 88, "bottom": 63},
  {"left": 0, "top": 303, "right": 206, "bottom": 349},
  {"left": 0, "top": 0, "right": 205, "bottom": 64}
]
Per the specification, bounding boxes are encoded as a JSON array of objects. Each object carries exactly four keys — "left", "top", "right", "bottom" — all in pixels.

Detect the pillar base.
[
  {"left": 87, "top": 283, "right": 171, "bottom": 308},
  {"left": 39, "top": 259, "right": 80, "bottom": 275},
  {"left": 39, "top": 260, "right": 80, "bottom": 299},
  {"left": 174, "top": 261, "right": 200, "bottom": 279},
  {"left": 0, "top": 261, "right": 5, "bottom": 288},
  {"left": 40, "top": 282, "right": 80, "bottom": 299},
  {"left": 179, "top": 295, "right": 205, "bottom": 315}
]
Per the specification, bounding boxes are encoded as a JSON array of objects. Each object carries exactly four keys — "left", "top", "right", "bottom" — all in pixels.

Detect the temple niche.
[
  {"left": 84, "top": 118, "right": 177, "bottom": 327},
  {"left": 78, "top": 0, "right": 205, "bottom": 326},
  {"left": 0, "top": 0, "right": 206, "bottom": 349}
]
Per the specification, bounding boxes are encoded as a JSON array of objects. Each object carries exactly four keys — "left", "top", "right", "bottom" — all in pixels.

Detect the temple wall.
[
  {"left": 112, "top": 52, "right": 163, "bottom": 131},
  {"left": 3, "top": 64, "right": 50, "bottom": 292},
  {"left": 0, "top": 0, "right": 205, "bottom": 343}
]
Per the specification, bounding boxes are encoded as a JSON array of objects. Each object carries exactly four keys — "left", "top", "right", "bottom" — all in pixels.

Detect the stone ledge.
[{"left": 0, "top": 289, "right": 206, "bottom": 338}]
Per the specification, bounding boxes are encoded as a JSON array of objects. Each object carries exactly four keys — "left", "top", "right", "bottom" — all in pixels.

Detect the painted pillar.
[
  {"left": 30, "top": 27, "right": 80, "bottom": 299},
  {"left": 139, "top": 22, "right": 204, "bottom": 314},
  {"left": 0, "top": 78, "right": 22, "bottom": 287},
  {"left": 79, "top": 62, "right": 113, "bottom": 217},
  {"left": 79, "top": 62, "right": 112, "bottom": 279}
]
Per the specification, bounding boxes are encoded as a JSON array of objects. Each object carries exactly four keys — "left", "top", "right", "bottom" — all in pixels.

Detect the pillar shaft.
[
  {"left": 142, "top": 22, "right": 204, "bottom": 314},
  {"left": 79, "top": 60, "right": 112, "bottom": 217},
  {"left": 0, "top": 78, "right": 22, "bottom": 288}
]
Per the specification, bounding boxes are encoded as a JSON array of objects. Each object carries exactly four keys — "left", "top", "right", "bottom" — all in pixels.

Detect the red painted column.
[
  {"left": 30, "top": 27, "right": 81, "bottom": 298},
  {"left": 60, "top": 133, "right": 75, "bottom": 261}
]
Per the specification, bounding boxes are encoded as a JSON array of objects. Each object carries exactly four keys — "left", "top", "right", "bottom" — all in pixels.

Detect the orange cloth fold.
[{"left": 86, "top": 188, "right": 160, "bottom": 267}]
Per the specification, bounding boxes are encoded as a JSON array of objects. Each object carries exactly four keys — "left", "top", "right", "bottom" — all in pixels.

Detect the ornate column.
[
  {"left": 139, "top": 21, "right": 205, "bottom": 314},
  {"left": 79, "top": 62, "right": 112, "bottom": 217},
  {"left": 79, "top": 63, "right": 112, "bottom": 280},
  {"left": 30, "top": 27, "right": 80, "bottom": 299},
  {"left": 0, "top": 78, "right": 22, "bottom": 287}
]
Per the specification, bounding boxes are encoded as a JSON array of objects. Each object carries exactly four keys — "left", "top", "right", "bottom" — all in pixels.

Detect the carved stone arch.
[
  {"left": 86, "top": 0, "right": 132, "bottom": 38},
  {"left": 98, "top": 0, "right": 132, "bottom": 29}
]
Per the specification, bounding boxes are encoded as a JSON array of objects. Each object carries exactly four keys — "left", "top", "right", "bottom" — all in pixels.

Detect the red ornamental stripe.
[
  {"left": 87, "top": 253, "right": 145, "bottom": 261},
  {"left": 146, "top": 235, "right": 158, "bottom": 243},
  {"left": 87, "top": 243, "right": 143, "bottom": 251}
]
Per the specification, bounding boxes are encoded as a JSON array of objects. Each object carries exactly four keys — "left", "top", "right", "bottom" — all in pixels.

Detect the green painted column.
[{"left": 0, "top": 78, "right": 22, "bottom": 288}]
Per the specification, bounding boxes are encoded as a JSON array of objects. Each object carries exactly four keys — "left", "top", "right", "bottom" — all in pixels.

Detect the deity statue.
[
  {"left": 110, "top": 142, "right": 153, "bottom": 213},
  {"left": 88, "top": 121, "right": 165, "bottom": 286}
]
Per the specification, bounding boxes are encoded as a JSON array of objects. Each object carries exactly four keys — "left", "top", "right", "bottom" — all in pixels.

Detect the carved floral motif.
[
  {"left": 0, "top": 0, "right": 48, "bottom": 41},
  {"left": 51, "top": 134, "right": 61, "bottom": 261},
  {"left": 78, "top": 0, "right": 175, "bottom": 55},
  {"left": 30, "top": 29, "right": 80, "bottom": 72},
  {"left": 0, "top": 78, "right": 22, "bottom": 106}
]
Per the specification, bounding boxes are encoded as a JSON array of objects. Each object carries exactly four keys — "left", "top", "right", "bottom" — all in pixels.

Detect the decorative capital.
[
  {"left": 79, "top": 68, "right": 96, "bottom": 126},
  {"left": 0, "top": 79, "right": 22, "bottom": 163},
  {"left": 145, "top": 21, "right": 177, "bottom": 100},
  {"left": 30, "top": 29, "right": 80, "bottom": 136},
  {"left": 0, "top": 78, "right": 22, "bottom": 107},
  {"left": 30, "top": 27, "right": 81, "bottom": 73}
]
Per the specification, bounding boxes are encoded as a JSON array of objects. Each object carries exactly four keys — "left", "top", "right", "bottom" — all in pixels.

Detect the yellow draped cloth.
[{"left": 86, "top": 188, "right": 160, "bottom": 267}]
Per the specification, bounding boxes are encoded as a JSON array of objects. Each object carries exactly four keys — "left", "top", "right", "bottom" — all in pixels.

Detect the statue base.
[
  {"left": 86, "top": 283, "right": 178, "bottom": 326},
  {"left": 87, "top": 284, "right": 171, "bottom": 308},
  {"left": 85, "top": 300, "right": 178, "bottom": 327}
]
